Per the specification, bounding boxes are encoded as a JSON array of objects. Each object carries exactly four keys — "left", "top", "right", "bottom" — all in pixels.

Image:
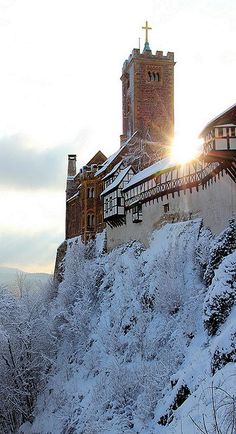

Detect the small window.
[
  {"left": 163, "top": 203, "right": 169, "bottom": 213},
  {"left": 91, "top": 187, "right": 95, "bottom": 198},
  {"left": 105, "top": 198, "right": 108, "bottom": 213},
  {"left": 230, "top": 127, "right": 235, "bottom": 137},
  {"left": 217, "top": 127, "right": 223, "bottom": 137},
  {"left": 117, "top": 197, "right": 122, "bottom": 206},
  {"left": 109, "top": 196, "right": 112, "bottom": 211},
  {"left": 132, "top": 203, "right": 142, "bottom": 223},
  {"left": 87, "top": 188, "right": 90, "bottom": 198},
  {"left": 87, "top": 214, "right": 91, "bottom": 227}
]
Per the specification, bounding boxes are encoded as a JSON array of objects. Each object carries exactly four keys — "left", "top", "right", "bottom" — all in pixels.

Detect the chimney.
[
  {"left": 67, "top": 154, "right": 77, "bottom": 177},
  {"left": 66, "top": 154, "right": 77, "bottom": 200}
]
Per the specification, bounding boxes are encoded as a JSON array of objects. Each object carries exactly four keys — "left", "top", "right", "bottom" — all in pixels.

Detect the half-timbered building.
[
  {"left": 101, "top": 165, "right": 135, "bottom": 227},
  {"left": 103, "top": 104, "right": 236, "bottom": 250}
]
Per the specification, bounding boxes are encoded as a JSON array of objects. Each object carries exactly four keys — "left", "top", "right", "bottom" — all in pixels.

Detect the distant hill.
[{"left": 0, "top": 267, "right": 51, "bottom": 289}]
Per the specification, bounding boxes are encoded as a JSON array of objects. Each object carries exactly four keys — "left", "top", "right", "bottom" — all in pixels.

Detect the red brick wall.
[{"left": 121, "top": 50, "right": 175, "bottom": 154}]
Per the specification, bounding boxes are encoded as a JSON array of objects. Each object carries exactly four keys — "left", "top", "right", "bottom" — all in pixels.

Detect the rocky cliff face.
[
  {"left": 21, "top": 220, "right": 236, "bottom": 434},
  {"left": 53, "top": 240, "right": 67, "bottom": 284}
]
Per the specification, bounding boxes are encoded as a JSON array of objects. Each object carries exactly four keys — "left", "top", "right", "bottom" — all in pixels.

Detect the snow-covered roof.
[
  {"left": 215, "top": 124, "right": 236, "bottom": 128},
  {"left": 95, "top": 131, "right": 139, "bottom": 177},
  {"left": 102, "top": 160, "right": 124, "bottom": 181},
  {"left": 101, "top": 166, "right": 133, "bottom": 196},
  {"left": 123, "top": 157, "right": 175, "bottom": 190},
  {"left": 66, "top": 190, "right": 80, "bottom": 202},
  {"left": 95, "top": 145, "right": 125, "bottom": 177},
  {"left": 200, "top": 103, "right": 236, "bottom": 135}
]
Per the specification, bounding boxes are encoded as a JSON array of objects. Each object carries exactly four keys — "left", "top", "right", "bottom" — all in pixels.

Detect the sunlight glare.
[{"left": 171, "top": 133, "right": 203, "bottom": 164}]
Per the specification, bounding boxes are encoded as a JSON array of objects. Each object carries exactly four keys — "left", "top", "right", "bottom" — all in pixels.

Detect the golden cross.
[{"left": 142, "top": 21, "right": 152, "bottom": 43}]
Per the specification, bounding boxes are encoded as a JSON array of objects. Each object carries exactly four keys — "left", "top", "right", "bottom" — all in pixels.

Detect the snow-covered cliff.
[{"left": 20, "top": 219, "right": 236, "bottom": 434}]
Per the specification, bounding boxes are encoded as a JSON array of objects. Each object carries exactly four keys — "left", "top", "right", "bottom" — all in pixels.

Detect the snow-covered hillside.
[{"left": 20, "top": 219, "right": 236, "bottom": 434}]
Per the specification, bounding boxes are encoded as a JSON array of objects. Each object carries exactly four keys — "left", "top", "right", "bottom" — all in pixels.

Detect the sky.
[{"left": 0, "top": 0, "right": 235, "bottom": 273}]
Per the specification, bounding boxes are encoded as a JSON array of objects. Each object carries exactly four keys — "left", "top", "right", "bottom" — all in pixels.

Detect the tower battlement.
[{"left": 122, "top": 49, "right": 175, "bottom": 74}]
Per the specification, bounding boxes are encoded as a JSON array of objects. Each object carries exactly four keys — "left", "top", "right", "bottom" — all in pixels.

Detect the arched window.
[
  {"left": 87, "top": 214, "right": 90, "bottom": 227},
  {"left": 147, "top": 71, "right": 160, "bottom": 82},
  {"left": 87, "top": 187, "right": 95, "bottom": 198},
  {"left": 87, "top": 214, "right": 95, "bottom": 228}
]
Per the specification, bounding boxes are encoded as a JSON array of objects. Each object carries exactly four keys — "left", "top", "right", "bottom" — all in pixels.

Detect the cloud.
[
  {"left": 0, "top": 229, "right": 63, "bottom": 272},
  {"left": 0, "top": 134, "right": 70, "bottom": 190}
]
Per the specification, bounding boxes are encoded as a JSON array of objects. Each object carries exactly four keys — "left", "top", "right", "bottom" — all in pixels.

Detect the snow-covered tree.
[{"left": 204, "top": 219, "right": 236, "bottom": 286}]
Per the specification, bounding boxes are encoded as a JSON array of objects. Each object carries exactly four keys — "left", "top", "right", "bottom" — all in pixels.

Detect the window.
[
  {"left": 147, "top": 71, "right": 160, "bottom": 82},
  {"left": 217, "top": 127, "right": 223, "bottom": 137},
  {"left": 109, "top": 196, "right": 112, "bottom": 211},
  {"left": 87, "top": 187, "right": 95, "bottom": 198},
  {"left": 230, "top": 127, "right": 236, "bottom": 137},
  {"left": 105, "top": 198, "right": 108, "bottom": 213},
  {"left": 163, "top": 203, "right": 169, "bottom": 213},
  {"left": 87, "top": 214, "right": 95, "bottom": 228},
  {"left": 132, "top": 203, "right": 142, "bottom": 223},
  {"left": 117, "top": 197, "right": 122, "bottom": 206}
]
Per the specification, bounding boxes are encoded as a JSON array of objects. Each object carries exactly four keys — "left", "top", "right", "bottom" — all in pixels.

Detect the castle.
[{"left": 64, "top": 22, "right": 236, "bottom": 251}]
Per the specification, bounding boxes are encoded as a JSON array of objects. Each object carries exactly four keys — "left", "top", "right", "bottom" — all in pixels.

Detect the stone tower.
[{"left": 120, "top": 23, "right": 175, "bottom": 156}]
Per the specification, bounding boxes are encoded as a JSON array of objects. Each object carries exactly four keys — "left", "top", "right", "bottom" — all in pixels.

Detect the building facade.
[{"left": 66, "top": 151, "right": 107, "bottom": 241}]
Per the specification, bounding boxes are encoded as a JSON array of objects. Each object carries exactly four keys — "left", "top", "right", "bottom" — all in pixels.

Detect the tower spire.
[{"left": 142, "top": 20, "right": 152, "bottom": 52}]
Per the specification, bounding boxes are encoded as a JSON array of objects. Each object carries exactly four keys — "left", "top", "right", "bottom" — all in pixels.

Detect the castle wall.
[{"left": 106, "top": 173, "right": 236, "bottom": 250}]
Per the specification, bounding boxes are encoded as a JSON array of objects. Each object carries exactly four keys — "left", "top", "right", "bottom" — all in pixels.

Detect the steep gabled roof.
[
  {"left": 101, "top": 166, "right": 133, "bottom": 196},
  {"left": 95, "top": 131, "right": 139, "bottom": 177},
  {"left": 123, "top": 157, "right": 174, "bottom": 191},
  {"left": 95, "top": 145, "right": 126, "bottom": 177},
  {"left": 86, "top": 150, "right": 107, "bottom": 166},
  {"left": 200, "top": 103, "right": 236, "bottom": 136},
  {"left": 102, "top": 160, "right": 124, "bottom": 181}
]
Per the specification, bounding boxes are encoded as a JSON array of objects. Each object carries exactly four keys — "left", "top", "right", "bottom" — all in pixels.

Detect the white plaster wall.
[{"left": 107, "top": 172, "right": 236, "bottom": 250}]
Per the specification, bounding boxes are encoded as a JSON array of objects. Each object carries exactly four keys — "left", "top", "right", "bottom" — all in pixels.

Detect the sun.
[{"left": 171, "top": 133, "right": 203, "bottom": 164}]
